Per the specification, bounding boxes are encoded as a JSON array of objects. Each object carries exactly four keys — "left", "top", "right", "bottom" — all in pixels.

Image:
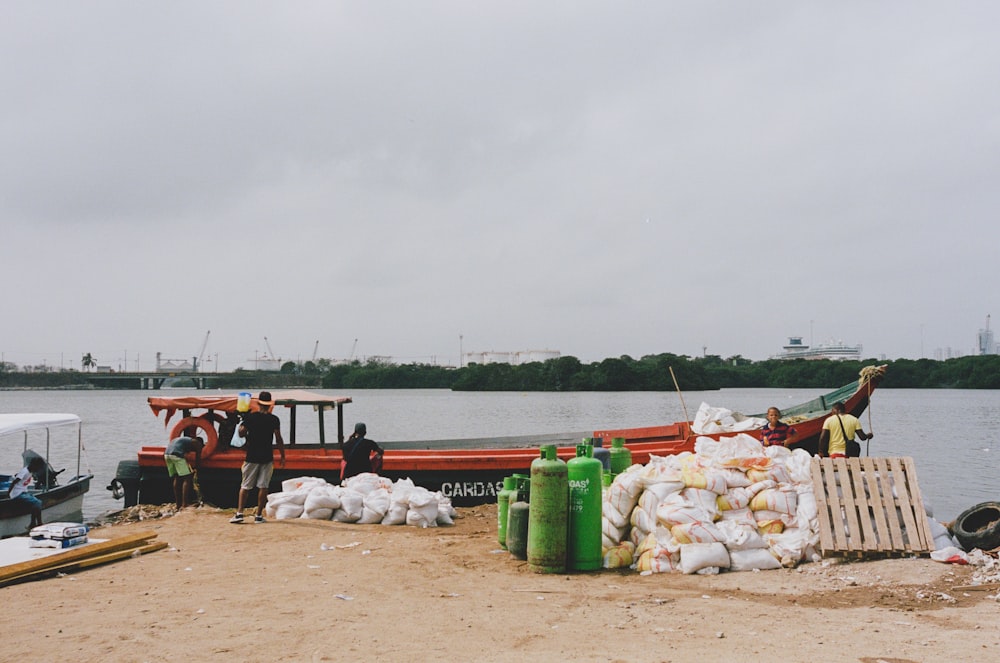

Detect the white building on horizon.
[{"left": 463, "top": 349, "right": 561, "bottom": 366}]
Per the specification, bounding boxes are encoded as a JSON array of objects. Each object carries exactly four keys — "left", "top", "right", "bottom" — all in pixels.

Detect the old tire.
[{"left": 953, "top": 501, "right": 1000, "bottom": 552}]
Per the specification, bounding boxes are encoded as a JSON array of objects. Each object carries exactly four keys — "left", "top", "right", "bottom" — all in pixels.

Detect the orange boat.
[{"left": 111, "top": 366, "right": 885, "bottom": 507}]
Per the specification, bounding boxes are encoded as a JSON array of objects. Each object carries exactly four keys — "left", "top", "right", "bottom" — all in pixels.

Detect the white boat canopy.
[{"left": 0, "top": 413, "right": 81, "bottom": 437}]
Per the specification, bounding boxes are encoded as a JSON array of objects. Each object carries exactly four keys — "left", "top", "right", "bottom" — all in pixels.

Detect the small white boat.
[{"left": 0, "top": 414, "right": 93, "bottom": 539}]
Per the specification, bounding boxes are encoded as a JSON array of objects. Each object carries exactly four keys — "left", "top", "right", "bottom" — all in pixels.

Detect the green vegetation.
[{"left": 3, "top": 353, "right": 1000, "bottom": 391}]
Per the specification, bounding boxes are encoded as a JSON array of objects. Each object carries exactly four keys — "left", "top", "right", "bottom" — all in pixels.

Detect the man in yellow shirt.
[{"left": 818, "top": 401, "right": 872, "bottom": 458}]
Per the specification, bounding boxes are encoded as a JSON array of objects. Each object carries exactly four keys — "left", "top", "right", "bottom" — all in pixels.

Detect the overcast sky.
[{"left": 2, "top": 2, "right": 997, "bottom": 372}]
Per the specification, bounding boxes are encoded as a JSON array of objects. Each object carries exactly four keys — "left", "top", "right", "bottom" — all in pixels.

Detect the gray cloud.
[{"left": 2, "top": 2, "right": 997, "bottom": 370}]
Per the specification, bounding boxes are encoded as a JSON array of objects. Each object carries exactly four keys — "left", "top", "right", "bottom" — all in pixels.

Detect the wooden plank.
[
  {"left": 0, "top": 531, "right": 157, "bottom": 583},
  {"left": 0, "top": 541, "right": 167, "bottom": 586},
  {"left": 811, "top": 458, "right": 835, "bottom": 553},
  {"left": 823, "top": 458, "right": 848, "bottom": 550},
  {"left": 889, "top": 457, "right": 919, "bottom": 551},
  {"left": 848, "top": 457, "right": 878, "bottom": 551},
  {"left": 861, "top": 456, "right": 892, "bottom": 552},
  {"left": 874, "top": 457, "right": 906, "bottom": 549},
  {"left": 889, "top": 457, "right": 924, "bottom": 553},
  {"left": 902, "top": 457, "right": 933, "bottom": 552},
  {"left": 835, "top": 458, "right": 864, "bottom": 552}
]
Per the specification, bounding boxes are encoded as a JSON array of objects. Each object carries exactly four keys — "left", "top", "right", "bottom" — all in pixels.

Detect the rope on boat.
[
  {"left": 858, "top": 364, "right": 884, "bottom": 456},
  {"left": 669, "top": 366, "right": 690, "bottom": 426}
]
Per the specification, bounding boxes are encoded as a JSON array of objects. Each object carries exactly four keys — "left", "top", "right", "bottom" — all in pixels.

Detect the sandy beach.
[{"left": 4, "top": 504, "right": 998, "bottom": 662}]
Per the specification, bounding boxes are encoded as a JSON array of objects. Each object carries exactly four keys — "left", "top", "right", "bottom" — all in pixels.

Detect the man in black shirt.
[{"left": 230, "top": 391, "right": 285, "bottom": 523}]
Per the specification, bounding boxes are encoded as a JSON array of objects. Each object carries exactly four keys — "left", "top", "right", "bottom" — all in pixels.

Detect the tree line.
[
  {"left": 314, "top": 353, "right": 1000, "bottom": 390},
  {"left": 4, "top": 353, "right": 1000, "bottom": 391}
]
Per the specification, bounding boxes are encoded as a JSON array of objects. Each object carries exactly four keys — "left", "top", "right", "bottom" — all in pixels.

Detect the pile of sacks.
[
  {"left": 602, "top": 434, "right": 818, "bottom": 574},
  {"left": 601, "top": 433, "right": 957, "bottom": 574},
  {"left": 264, "top": 473, "right": 457, "bottom": 527}
]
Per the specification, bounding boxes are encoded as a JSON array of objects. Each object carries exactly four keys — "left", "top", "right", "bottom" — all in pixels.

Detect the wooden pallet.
[{"left": 811, "top": 457, "right": 933, "bottom": 558}]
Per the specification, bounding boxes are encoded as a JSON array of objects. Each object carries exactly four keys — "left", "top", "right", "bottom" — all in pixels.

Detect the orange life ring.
[{"left": 169, "top": 416, "right": 220, "bottom": 458}]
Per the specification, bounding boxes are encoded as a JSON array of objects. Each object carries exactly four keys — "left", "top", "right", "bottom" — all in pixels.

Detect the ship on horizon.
[{"left": 772, "top": 336, "right": 862, "bottom": 361}]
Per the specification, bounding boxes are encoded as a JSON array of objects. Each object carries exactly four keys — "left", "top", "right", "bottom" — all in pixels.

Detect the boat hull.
[
  {"left": 116, "top": 367, "right": 885, "bottom": 509},
  {"left": 0, "top": 475, "right": 93, "bottom": 538}
]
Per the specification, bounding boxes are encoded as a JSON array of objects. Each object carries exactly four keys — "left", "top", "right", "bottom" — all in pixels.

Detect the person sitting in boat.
[
  {"left": 339, "top": 422, "right": 383, "bottom": 483},
  {"left": 760, "top": 407, "right": 798, "bottom": 448},
  {"left": 164, "top": 435, "right": 205, "bottom": 509},
  {"left": 6, "top": 456, "right": 46, "bottom": 529},
  {"left": 818, "top": 401, "right": 872, "bottom": 458}
]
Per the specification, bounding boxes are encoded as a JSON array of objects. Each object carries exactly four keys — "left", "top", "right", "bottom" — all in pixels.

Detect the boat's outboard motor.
[{"left": 22, "top": 449, "right": 63, "bottom": 489}]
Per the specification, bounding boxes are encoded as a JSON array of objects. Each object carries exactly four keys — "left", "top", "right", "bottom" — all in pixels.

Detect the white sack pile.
[
  {"left": 602, "top": 434, "right": 822, "bottom": 574},
  {"left": 602, "top": 433, "right": 955, "bottom": 574},
  {"left": 690, "top": 402, "right": 768, "bottom": 435},
  {"left": 264, "top": 474, "right": 457, "bottom": 527}
]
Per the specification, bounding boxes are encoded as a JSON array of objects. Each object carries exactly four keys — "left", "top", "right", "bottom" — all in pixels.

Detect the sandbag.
[
  {"left": 670, "top": 521, "right": 726, "bottom": 544},
  {"left": 281, "top": 476, "right": 327, "bottom": 493},
  {"left": 630, "top": 505, "right": 656, "bottom": 535},
  {"left": 304, "top": 485, "right": 342, "bottom": 512},
  {"left": 716, "top": 519, "right": 767, "bottom": 550},
  {"left": 267, "top": 490, "right": 309, "bottom": 507},
  {"left": 332, "top": 489, "right": 364, "bottom": 522},
  {"left": 746, "top": 464, "right": 792, "bottom": 485},
  {"left": 767, "top": 526, "right": 817, "bottom": 565},
  {"left": 407, "top": 487, "right": 440, "bottom": 527},
  {"left": 603, "top": 500, "right": 629, "bottom": 530},
  {"left": 681, "top": 488, "right": 720, "bottom": 520},
  {"left": 679, "top": 542, "right": 730, "bottom": 574},
  {"left": 603, "top": 516, "right": 628, "bottom": 544},
  {"left": 750, "top": 488, "right": 798, "bottom": 515},
  {"left": 406, "top": 507, "right": 438, "bottom": 528},
  {"left": 602, "top": 541, "right": 635, "bottom": 569},
  {"left": 381, "top": 501, "right": 409, "bottom": 526},
  {"left": 656, "top": 493, "right": 711, "bottom": 527},
  {"left": 729, "top": 547, "right": 782, "bottom": 571},
  {"left": 274, "top": 502, "right": 304, "bottom": 520},
  {"left": 344, "top": 472, "right": 393, "bottom": 495}
]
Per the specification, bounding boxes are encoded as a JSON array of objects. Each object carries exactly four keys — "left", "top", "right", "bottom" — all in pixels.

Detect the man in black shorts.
[{"left": 230, "top": 391, "right": 285, "bottom": 523}]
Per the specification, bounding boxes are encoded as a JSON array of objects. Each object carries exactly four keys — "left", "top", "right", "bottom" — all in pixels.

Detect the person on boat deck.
[
  {"left": 164, "top": 435, "right": 205, "bottom": 509},
  {"left": 818, "top": 400, "right": 872, "bottom": 458},
  {"left": 339, "top": 422, "right": 383, "bottom": 483},
  {"left": 760, "top": 407, "right": 798, "bottom": 448},
  {"left": 231, "top": 391, "right": 285, "bottom": 524},
  {"left": 6, "top": 456, "right": 46, "bottom": 529}
]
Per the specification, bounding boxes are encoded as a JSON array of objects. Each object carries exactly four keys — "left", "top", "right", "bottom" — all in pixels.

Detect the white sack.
[
  {"left": 281, "top": 477, "right": 328, "bottom": 493},
  {"left": 302, "top": 507, "right": 333, "bottom": 521},
  {"left": 332, "top": 489, "right": 364, "bottom": 522},
  {"left": 274, "top": 502, "right": 304, "bottom": 520},
  {"left": 729, "top": 548, "right": 782, "bottom": 572},
  {"left": 679, "top": 542, "right": 730, "bottom": 574}
]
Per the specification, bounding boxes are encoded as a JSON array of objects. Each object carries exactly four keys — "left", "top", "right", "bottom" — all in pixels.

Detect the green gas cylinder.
[
  {"left": 527, "top": 444, "right": 568, "bottom": 573},
  {"left": 497, "top": 476, "right": 517, "bottom": 549},
  {"left": 567, "top": 443, "right": 603, "bottom": 571},
  {"left": 506, "top": 476, "right": 530, "bottom": 560},
  {"left": 610, "top": 437, "right": 633, "bottom": 475}
]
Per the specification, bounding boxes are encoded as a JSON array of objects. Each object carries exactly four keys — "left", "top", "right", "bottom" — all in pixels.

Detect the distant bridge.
[{"left": 81, "top": 372, "right": 230, "bottom": 390}]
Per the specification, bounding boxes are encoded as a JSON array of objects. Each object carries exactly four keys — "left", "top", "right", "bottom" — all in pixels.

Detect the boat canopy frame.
[
  {"left": 0, "top": 413, "right": 83, "bottom": 480},
  {"left": 147, "top": 389, "right": 353, "bottom": 446}
]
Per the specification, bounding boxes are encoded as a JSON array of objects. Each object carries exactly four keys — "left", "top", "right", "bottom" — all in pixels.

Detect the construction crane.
[
  {"left": 311, "top": 340, "right": 319, "bottom": 362},
  {"left": 194, "top": 330, "right": 210, "bottom": 372},
  {"left": 349, "top": 338, "right": 358, "bottom": 361},
  {"left": 264, "top": 336, "right": 278, "bottom": 360}
]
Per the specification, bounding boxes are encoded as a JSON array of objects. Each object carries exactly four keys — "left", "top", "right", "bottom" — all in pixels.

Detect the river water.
[{"left": 2, "top": 387, "right": 997, "bottom": 522}]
